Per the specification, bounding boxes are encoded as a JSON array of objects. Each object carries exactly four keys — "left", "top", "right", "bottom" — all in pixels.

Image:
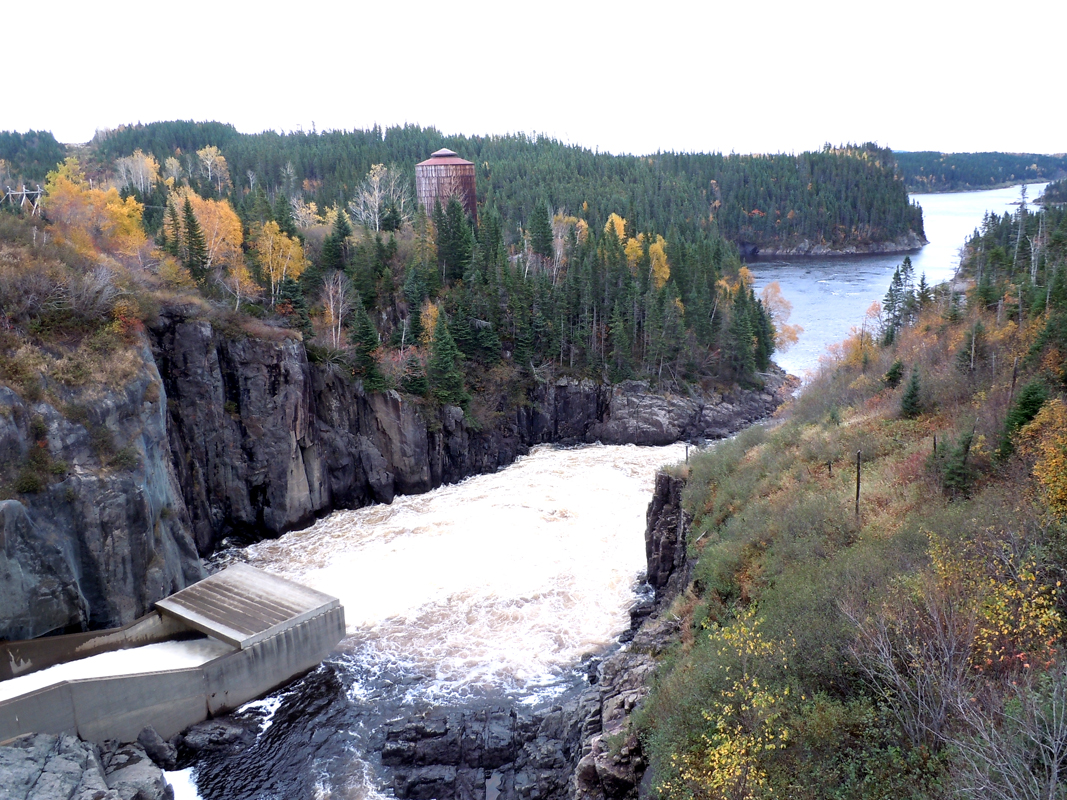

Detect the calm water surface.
[{"left": 750, "top": 183, "right": 1048, "bottom": 377}]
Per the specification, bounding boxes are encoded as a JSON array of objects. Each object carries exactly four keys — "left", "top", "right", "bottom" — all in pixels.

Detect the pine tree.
[
  {"left": 182, "top": 196, "right": 208, "bottom": 283},
  {"left": 428, "top": 315, "right": 468, "bottom": 407},
  {"left": 900, "top": 366, "right": 922, "bottom": 419}
]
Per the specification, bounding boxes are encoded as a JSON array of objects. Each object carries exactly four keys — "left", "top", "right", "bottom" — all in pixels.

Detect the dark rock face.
[
  {"left": 2, "top": 306, "right": 783, "bottom": 644},
  {"left": 150, "top": 310, "right": 789, "bottom": 558},
  {"left": 0, "top": 344, "right": 203, "bottom": 641},
  {"left": 572, "top": 471, "right": 694, "bottom": 800},
  {"left": 644, "top": 473, "right": 692, "bottom": 604},
  {"left": 0, "top": 733, "right": 173, "bottom": 800},
  {"left": 374, "top": 696, "right": 600, "bottom": 800}
]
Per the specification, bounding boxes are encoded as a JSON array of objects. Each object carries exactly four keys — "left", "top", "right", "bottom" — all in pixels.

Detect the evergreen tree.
[
  {"left": 162, "top": 202, "right": 182, "bottom": 258},
  {"left": 727, "top": 289, "right": 756, "bottom": 378},
  {"left": 900, "top": 366, "right": 922, "bottom": 419},
  {"left": 997, "top": 379, "right": 1048, "bottom": 459},
  {"left": 609, "top": 300, "right": 633, "bottom": 383},
  {"left": 274, "top": 193, "right": 298, "bottom": 238},
  {"left": 181, "top": 196, "right": 208, "bottom": 283},
  {"left": 349, "top": 296, "right": 385, "bottom": 391},
  {"left": 321, "top": 210, "right": 352, "bottom": 272},
  {"left": 276, "top": 278, "right": 313, "bottom": 338},
  {"left": 428, "top": 315, "right": 468, "bottom": 407},
  {"left": 529, "top": 199, "right": 554, "bottom": 260},
  {"left": 400, "top": 353, "right": 429, "bottom": 396},
  {"left": 438, "top": 197, "right": 474, "bottom": 282}
]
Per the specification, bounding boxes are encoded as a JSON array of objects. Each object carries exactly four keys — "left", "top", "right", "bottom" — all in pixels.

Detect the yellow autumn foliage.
[
  {"left": 604, "top": 212, "right": 626, "bottom": 240},
  {"left": 43, "top": 157, "right": 147, "bottom": 261},
  {"left": 1021, "top": 398, "right": 1067, "bottom": 519}
]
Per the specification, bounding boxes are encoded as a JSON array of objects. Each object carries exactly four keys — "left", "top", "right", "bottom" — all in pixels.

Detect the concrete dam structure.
[{"left": 0, "top": 564, "right": 345, "bottom": 744}]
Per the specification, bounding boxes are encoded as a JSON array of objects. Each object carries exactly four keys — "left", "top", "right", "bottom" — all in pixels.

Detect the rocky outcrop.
[
  {"left": 0, "top": 733, "right": 173, "bottom": 800},
  {"left": 1, "top": 306, "right": 785, "bottom": 641},
  {"left": 377, "top": 698, "right": 599, "bottom": 800},
  {"left": 573, "top": 471, "right": 694, "bottom": 800},
  {"left": 150, "top": 309, "right": 791, "bottom": 557},
  {"left": 753, "top": 230, "right": 926, "bottom": 257},
  {"left": 0, "top": 344, "right": 203, "bottom": 641}
]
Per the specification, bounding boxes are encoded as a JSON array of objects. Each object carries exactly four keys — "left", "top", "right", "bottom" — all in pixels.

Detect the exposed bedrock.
[{"left": 2, "top": 304, "right": 783, "bottom": 646}]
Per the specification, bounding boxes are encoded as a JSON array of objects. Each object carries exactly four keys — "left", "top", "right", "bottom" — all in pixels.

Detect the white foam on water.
[
  {"left": 238, "top": 443, "right": 687, "bottom": 700},
  {"left": 0, "top": 638, "right": 234, "bottom": 703},
  {"left": 164, "top": 767, "right": 202, "bottom": 800}
]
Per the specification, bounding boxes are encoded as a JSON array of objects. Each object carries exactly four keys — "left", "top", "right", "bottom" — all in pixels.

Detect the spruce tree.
[
  {"left": 900, "top": 366, "right": 922, "bottom": 419},
  {"left": 181, "top": 196, "right": 208, "bottom": 283},
  {"left": 274, "top": 193, "right": 298, "bottom": 238},
  {"left": 320, "top": 211, "right": 351, "bottom": 272},
  {"left": 277, "top": 278, "right": 313, "bottom": 338},
  {"left": 529, "top": 199, "right": 554, "bottom": 260},
  {"left": 400, "top": 353, "right": 429, "bottom": 396},
  {"left": 428, "top": 315, "right": 468, "bottom": 407},
  {"left": 349, "top": 296, "right": 385, "bottom": 391},
  {"left": 997, "top": 379, "right": 1048, "bottom": 459},
  {"left": 163, "top": 202, "right": 182, "bottom": 258}
]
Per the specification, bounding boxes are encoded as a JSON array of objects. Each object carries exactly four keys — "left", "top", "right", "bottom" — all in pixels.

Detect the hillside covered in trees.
[
  {"left": 895, "top": 150, "right": 1067, "bottom": 193},
  {"left": 634, "top": 194, "right": 1067, "bottom": 798},
  {"left": 75, "top": 121, "right": 922, "bottom": 253}
]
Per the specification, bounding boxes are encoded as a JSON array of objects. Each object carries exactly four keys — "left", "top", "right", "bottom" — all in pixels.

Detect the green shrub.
[
  {"left": 14, "top": 469, "right": 43, "bottom": 494},
  {"left": 883, "top": 359, "right": 905, "bottom": 389},
  {"left": 29, "top": 415, "right": 48, "bottom": 441},
  {"left": 110, "top": 446, "right": 139, "bottom": 470}
]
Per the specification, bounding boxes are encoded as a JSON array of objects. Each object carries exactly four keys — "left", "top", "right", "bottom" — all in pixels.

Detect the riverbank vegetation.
[{"left": 638, "top": 200, "right": 1067, "bottom": 798}]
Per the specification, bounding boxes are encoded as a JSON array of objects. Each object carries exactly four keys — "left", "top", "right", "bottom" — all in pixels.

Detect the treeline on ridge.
[
  {"left": 895, "top": 150, "right": 1067, "bottom": 193},
  {"left": 84, "top": 121, "right": 922, "bottom": 251}
]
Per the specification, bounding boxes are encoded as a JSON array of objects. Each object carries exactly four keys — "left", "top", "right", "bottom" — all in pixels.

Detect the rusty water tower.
[{"left": 415, "top": 148, "right": 477, "bottom": 220}]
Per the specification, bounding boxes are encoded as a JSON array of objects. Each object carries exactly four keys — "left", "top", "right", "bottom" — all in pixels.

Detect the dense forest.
[
  {"left": 0, "top": 141, "right": 791, "bottom": 430},
  {"left": 0, "top": 130, "right": 66, "bottom": 188},
  {"left": 895, "top": 150, "right": 1067, "bottom": 193},
  {"left": 77, "top": 121, "right": 923, "bottom": 252},
  {"left": 1040, "top": 178, "right": 1067, "bottom": 205},
  {"left": 636, "top": 194, "right": 1067, "bottom": 798}
]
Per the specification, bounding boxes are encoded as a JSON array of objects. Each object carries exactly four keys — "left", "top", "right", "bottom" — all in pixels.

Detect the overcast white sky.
[{"left": 5, "top": 0, "right": 1063, "bottom": 156}]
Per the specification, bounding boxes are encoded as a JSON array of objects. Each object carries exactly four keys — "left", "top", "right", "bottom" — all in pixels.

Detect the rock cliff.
[
  {"left": 573, "top": 472, "right": 692, "bottom": 800},
  {"left": 0, "top": 342, "right": 202, "bottom": 641},
  {"left": 1, "top": 305, "right": 788, "bottom": 641}
]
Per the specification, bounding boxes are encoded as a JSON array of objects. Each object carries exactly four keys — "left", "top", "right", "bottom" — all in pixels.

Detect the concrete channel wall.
[
  {"left": 0, "top": 605, "right": 346, "bottom": 743},
  {"left": 0, "top": 613, "right": 191, "bottom": 681}
]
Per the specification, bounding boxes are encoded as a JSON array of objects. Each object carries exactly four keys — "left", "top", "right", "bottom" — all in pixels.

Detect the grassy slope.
[{"left": 638, "top": 278, "right": 1067, "bottom": 798}]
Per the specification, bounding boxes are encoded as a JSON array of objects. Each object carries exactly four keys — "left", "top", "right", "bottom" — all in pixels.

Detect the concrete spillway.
[{"left": 0, "top": 564, "right": 345, "bottom": 744}]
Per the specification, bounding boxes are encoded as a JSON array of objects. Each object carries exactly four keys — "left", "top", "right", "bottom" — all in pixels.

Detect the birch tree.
[
  {"left": 321, "top": 271, "right": 354, "bottom": 348},
  {"left": 196, "top": 145, "right": 230, "bottom": 194},
  {"left": 349, "top": 163, "right": 413, "bottom": 232},
  {"left": 252, "top": 221, "right": 307, "bottom": 306}
]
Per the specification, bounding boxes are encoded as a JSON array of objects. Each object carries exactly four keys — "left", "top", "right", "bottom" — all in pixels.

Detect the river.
[
  {"left": 749, "top": 183, "right": 1048, "bottom": 377},
  {"left": 173, "top": 184, "right": 1042, "bottom": 799}
]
